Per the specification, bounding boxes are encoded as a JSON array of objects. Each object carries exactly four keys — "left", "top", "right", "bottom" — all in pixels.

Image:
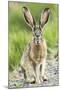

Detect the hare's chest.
[
  {"left": 33, "top": 50, "right": 41, "bottom": 62},
  {"left": 30, "top": 41, "right": 47, "bottom": 63},
  {"left": 30, "top": 47, "right": 43, "bottom": 61}
]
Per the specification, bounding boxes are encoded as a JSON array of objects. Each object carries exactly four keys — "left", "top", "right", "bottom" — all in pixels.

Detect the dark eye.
[
  {"left": 39, "top": 27, "right": 41, "bottom": 31},
  {"left": 39, "top": 25, "right": 42, "bottom": 30},
  {"left": 33, "top": 26, "right": 36, "bottom": 30}
]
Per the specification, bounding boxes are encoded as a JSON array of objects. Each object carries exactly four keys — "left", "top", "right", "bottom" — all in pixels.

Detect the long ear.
[
  {"left": 39, "top": 8, "right": 50, "bottom": 28},
  {"left": 22, "top": 7, "right": 35, "bottom": 28}
]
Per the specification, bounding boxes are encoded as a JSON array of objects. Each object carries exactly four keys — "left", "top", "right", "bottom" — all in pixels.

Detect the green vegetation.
[{"left": 8, "top": 2, "right": 58, "bottom": 71}]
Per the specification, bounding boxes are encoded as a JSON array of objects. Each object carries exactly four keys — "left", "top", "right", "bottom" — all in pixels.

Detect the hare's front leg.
[
  {"left": 36, "top": 63, "right": 41, "bottom": 84},
  {"left": 41, "top": 58, "right": 48, "bottom": 81}
]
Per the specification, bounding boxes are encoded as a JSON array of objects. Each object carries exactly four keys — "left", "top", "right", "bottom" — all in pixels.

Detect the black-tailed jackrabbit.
[{"left": 20, "top": 7, "right": 50, "bottom": 84}]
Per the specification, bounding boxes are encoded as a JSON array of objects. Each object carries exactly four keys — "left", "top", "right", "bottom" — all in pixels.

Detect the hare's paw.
[
  {"left": 36, "top": 79, "right": 41, "bottom": 84},
  {"left": 36, "top": 77, "right": 41, "bottom": 84},
  {"left": 26, "top": 76, "right": 35, "bottom": 84},
  {"left": 42, "top": 74, "right": 48, "bottom": 81}
]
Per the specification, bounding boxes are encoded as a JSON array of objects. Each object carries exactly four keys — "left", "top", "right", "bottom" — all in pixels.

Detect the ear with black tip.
[
  {"left": 39, "top": 8, "right": 50, "bottom": 28},
  {"left": 22, "top": 6, "right": 36, "bottom": 28}
]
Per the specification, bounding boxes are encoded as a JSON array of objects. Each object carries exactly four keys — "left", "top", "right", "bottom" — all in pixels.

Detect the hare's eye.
[{"left": 39, "top": 26, "right": 41, "bottom": 31}]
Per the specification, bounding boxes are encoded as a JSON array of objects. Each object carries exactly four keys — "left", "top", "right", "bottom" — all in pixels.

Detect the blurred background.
[{"left": 8, "top": 2, "right": 58, "bottom": 71}]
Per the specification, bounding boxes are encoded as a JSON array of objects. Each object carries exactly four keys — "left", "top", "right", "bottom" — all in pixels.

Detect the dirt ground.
[{"left": 9, "top": 53, "right": 59, "bottom": 88}]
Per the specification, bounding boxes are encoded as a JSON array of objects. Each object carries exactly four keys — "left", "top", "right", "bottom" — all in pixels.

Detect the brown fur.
[{"left": 30, "top": 39, "right": 47, "bottom": 64}]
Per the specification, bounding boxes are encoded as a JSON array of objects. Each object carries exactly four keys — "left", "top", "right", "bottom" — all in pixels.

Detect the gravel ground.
[{"left": 8, "top": 57, "right": 59, "bottom": 89}]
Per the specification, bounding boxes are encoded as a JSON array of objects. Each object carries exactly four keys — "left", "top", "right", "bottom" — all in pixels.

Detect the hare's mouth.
[
  {"left": 34, "top": 37, "right": 41, "bottom": 45},
  {"left": 36, "top": 40, "right": 41, "bottom": 45}
]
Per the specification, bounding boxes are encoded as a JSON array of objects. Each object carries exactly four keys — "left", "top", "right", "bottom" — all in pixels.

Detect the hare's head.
[{"left": 23, "top": 7, "right": 50, "bottom": 45}]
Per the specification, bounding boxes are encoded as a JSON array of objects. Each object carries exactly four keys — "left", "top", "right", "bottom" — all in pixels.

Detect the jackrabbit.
[{"left": 20, "top": 7, "right": 50, "bottom": 84}]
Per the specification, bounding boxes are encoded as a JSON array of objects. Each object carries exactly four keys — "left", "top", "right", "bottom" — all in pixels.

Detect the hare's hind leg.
[
  {"left": 25, "top": 62, "right": 36, "bottom": 83},
  {"left": 21, "top": 59, "right": 36, "bottom": 83}
]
